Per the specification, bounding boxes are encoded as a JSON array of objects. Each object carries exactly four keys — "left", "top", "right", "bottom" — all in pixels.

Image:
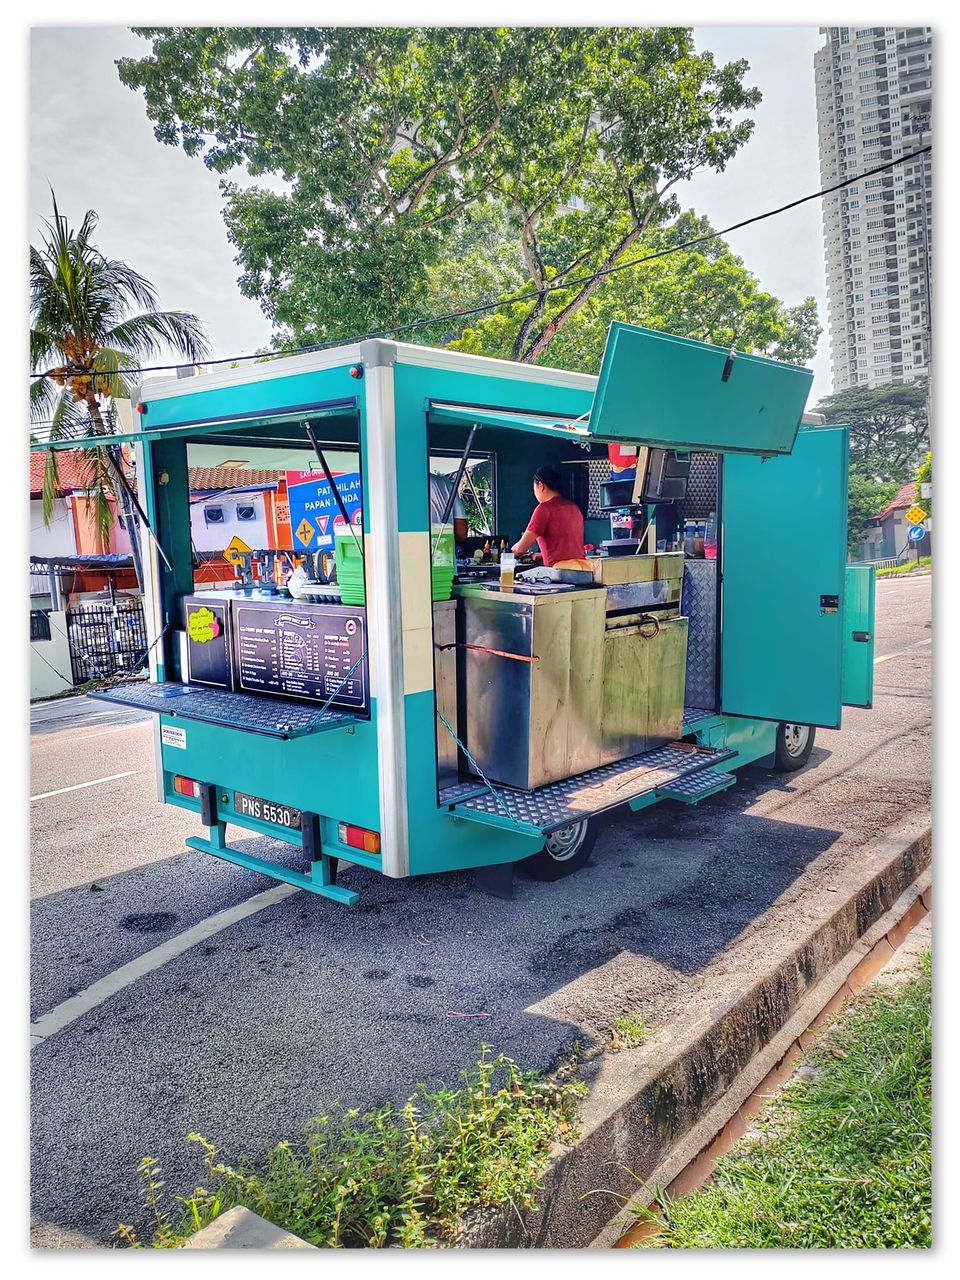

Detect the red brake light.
[
  {"left": 173, "top": 775, "right": 201, "bottom": 798},
  {"left": 337, "top": 822, "right": 381, "bottom": 854}
]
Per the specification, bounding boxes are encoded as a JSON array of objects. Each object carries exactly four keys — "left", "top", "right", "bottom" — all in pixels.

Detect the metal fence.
[
  {"left": 66, "top": 599, "right": 148, "bottom": 683},
  {"left": 849, "top": 557, "right": 900, "bottom": 571}
]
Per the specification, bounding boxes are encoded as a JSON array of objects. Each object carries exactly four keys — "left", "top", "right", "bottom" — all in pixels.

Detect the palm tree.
[{"left": 30, "top": 192, "right": 209, "bottom": 583}]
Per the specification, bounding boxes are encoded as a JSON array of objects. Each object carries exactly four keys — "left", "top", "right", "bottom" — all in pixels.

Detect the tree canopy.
[
  {"left": 443, "top": 208, "right": 820, "bottom": 369},
  {"left": 813, "top": 380, "right": 929, "bottom": 484},
  {"left": 118, "top": 26, "right": 764, "bottom": 362}
]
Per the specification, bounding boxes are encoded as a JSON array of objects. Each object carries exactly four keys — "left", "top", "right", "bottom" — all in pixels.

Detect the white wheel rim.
[
  {"left": 544, "top": 821, "right": 588, "bottom": 862},
  {"left": 782, "top": 723, "right": 811, "bottom": 757}
]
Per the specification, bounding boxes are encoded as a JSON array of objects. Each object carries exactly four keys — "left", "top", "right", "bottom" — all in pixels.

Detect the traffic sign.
[
  {"left": 295, "top": 517, "right": 315, "bottom": 547},
  {"left": 905, "top": 504, "right": 927, "bottom": 527},
  {"left": 908, "top": 523, "right": 925, "bottom": 542},
  {"left": 223, "top": 535, "right": 253, "bottom": 566}
]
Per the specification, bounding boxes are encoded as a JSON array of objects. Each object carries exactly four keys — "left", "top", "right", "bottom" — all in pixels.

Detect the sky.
[{"left": 29, "top": 24, "right": 834, "bottom": 402}]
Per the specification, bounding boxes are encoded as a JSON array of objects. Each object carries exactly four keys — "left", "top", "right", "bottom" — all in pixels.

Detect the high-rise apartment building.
[{"left": 815, "top": 26, "right": 932, "bottom": 392}]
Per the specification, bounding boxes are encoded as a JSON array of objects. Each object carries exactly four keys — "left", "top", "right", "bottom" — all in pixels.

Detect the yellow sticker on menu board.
[{"left": 188, "top": 606, "right": 221, "bottom": 644}]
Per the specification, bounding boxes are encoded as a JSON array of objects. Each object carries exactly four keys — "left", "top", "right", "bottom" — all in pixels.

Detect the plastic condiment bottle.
[{"left": 499, "top": 551, "right": 516, "bottom": 592}]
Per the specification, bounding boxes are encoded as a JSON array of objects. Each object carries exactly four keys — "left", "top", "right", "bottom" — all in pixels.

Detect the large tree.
[
  {"left": 444, "top": 209, "right": 820, "bottom": 369},
  {"left": 846, "top": 466, "right": 898, "bottom": 557},
  {"left": 118, "top": 27, "right": 761, "bottom": 362},
  {"left": 31, "top": 193, "right": 209, "bottom": 580},
  {"left": 813, "top": 380, "right": 929, "bottom": 484}
]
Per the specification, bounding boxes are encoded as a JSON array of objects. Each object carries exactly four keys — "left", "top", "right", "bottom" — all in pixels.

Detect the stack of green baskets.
[
  {"left": 429, "top": 524, "right": 455, "bottom": 601},
  {"left": 334, "top": 524, "right": 454, "bottom": 604},
  {"left": 334, "top": 525, "right": 366, "bottom": 605}
]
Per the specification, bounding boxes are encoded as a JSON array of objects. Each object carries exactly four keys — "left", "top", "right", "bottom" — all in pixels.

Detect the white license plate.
[{"left": 233, "top": 791, "right": 302, "bottom": 829}]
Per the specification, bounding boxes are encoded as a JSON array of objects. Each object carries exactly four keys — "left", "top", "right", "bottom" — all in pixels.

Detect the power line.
[{"left": 31, "top": 145, "right": 931, "bottom": 382}]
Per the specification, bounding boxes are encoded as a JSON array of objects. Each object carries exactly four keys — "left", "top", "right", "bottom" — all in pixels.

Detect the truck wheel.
[
  {"left": 774, "top": 723, "right": 815, "bottom": 772},
  {"left": 520, "top": 818, "right": 599, "bottom": 881}
]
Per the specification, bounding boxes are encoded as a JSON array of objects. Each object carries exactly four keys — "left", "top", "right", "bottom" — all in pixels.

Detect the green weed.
[
  {"left": 634, "top": 957, "right": 932, "bottom": 1248},
  {"left": 876, "top": 556, "right": 931, "bottom": 577},
  {"left": 117, "top": 1047, "right": 586, "bottom": 1249},
  {"left": 611, "top": 1016, "right": 652, "bottom": 1048}
]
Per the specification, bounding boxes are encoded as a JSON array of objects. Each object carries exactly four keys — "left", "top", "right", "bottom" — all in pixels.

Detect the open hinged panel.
[
  {"left": 90, "top": 682, "right": 357, "bottom": 740},
  {"left": 429, "top": 322, "right": 813, "bottom": 458}
]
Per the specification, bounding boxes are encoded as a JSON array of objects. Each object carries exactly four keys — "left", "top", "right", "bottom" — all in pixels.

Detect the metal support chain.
[
  {"left": 306, "top": 649, "right": 369, "bottom": 727},
  {"left": 435, "top": 707, "right": 522, "bottom": 827}
]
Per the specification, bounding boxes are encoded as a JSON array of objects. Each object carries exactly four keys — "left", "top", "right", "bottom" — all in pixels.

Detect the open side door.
[
  {"left": 842, "top": 564, "right": 876, "bottom": 707},
  {"left": 720, "top": 427, "right": 849, "bottom": 729}
]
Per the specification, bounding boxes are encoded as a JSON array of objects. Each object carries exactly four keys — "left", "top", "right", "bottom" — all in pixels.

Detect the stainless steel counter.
[
  {"left": 455, "top": 584, "right": 607, "bottom": 790},
  {"left": 451, "top": 571, "right": 689, "bottom": 792}
]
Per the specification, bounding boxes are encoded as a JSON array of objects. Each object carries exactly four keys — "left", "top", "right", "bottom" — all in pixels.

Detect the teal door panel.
[
  {"left": 842, "top": 564, "right": 876, "bottom": 707},
  {"left": 591, "top": 322, "right": 813, "bottom": 455},
  {"left": 720, "top": 427, "right": 849, "bottom": 728}
]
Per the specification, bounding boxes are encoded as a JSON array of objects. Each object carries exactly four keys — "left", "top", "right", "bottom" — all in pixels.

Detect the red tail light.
[
  {"left": 337, "top": 822, "right": 381, "bottom": 854},
  {"left": 173, "top": 775, "right": 202, "bottom": 798}
]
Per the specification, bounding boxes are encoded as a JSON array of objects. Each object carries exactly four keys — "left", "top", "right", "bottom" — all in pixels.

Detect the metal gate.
[{"left": 66, "top": 599, "right": 148, "bottom": 683}]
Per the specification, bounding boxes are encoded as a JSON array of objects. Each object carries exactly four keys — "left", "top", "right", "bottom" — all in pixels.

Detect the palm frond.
[
  {"left": 81, "top": 448, "right": 120, "bottom": 550},
  {"left": 41, "top": 450, "right": 64, "bottom": 527},
  {"left": 30, "top": 375, "right": 59, "bottom": 426},
  {"left": 105, "top": 311, "right": 210, "bottom": 362},
  {"left": 90, "top": 347, "right": 134, "bottom": 402}
]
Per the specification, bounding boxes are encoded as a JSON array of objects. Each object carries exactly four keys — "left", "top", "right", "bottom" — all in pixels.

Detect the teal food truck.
[{"left": 40, "top": 323, "right": 876, "bottom": 905}]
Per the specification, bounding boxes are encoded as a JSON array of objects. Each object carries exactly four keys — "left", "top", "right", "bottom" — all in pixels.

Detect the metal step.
[
  {"left": 657, "top": 769, "right": 736, "bottom": 805},
  {"left": 451, "top": 743, "right": 737, "bottom": 835}
]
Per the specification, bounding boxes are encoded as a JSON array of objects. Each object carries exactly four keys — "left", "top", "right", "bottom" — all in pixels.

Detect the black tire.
[
  {"left": 774, "top": 723, "right": 816, "bottom": 772},
  {"left": 519, "top": 817, "right": 599, "bottom": 881}
]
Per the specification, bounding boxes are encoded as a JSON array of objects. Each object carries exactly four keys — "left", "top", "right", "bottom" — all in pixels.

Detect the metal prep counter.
[{"left": 453, "top": 574, "right": 689, "bottom": 790}]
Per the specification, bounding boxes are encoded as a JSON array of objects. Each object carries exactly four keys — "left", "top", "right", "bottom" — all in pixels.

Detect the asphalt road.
[{"left": 30, "top": 575, "right": 932, "bottom": 1246}]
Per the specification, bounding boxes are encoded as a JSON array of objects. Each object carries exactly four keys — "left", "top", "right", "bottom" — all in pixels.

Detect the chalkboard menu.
[
  {"left": 183, "top": 596, "right": 234, "bottom": 689},
  {"left": 232, "top": 600, "right": 368, "bottom": 712}
]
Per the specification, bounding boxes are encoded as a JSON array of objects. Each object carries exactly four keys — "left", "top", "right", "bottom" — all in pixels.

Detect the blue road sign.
[
  {"left": 908, "top": 523, "right": 926, "bottom": 542},
  {"left": 286, "top": 470, "right": 363, "bottom": 551}
]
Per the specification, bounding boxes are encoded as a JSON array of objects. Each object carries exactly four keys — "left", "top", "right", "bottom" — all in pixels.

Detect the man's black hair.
[{"left": 533, "top": 465, "right": 564, "bottom": 494}]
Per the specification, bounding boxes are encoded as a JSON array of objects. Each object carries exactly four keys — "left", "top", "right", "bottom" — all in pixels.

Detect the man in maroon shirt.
[{"left": 511, "top": 465, "right": 585, "bottom": 567}]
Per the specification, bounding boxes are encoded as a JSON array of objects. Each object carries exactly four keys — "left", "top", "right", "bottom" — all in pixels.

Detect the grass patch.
[
  {"left": 116, "top": 1048, "right": 586, "bottom": 1249},
  {"left": 634, "top": 956, "right": 931, "bottom": 1248},
  {"left": 876, "top": 556, "right": 931, "bottom": 577},
  {"left": 610, "top": 1016, "right": 652, "bottom": 1048}
]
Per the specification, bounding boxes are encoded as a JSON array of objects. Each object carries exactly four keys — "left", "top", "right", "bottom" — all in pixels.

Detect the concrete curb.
[
  {"left": 182, "top": 1205, "right": 316, "bottom": 1249},
  {"left": 457, "top": 812, "right": 931, "bottom": 1249},
  {"left": 607, "top": 868, "right": 931, "bottom": 1247}
]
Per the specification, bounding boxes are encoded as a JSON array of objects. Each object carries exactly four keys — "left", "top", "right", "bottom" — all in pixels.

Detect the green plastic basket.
[{"left": 333, "top": 525, "right": 455, "bottom": 605}]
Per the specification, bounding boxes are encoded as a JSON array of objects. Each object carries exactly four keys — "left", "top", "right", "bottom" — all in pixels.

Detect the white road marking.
[
  {"left": 73, "top": 724, "right": 151, "bottom": 744},
  {"left": 30, "top": 883, "right": 300, "bottom": 1047},
  {"left": 30, "top": 770, "right": 141, "bottom": 802},
  {"left": 874, "top": 637, "right": 932, "bottom": 665}
]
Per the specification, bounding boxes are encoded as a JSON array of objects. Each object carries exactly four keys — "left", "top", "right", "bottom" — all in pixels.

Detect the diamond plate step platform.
[
  {"left": 657, "top": 769, "right": 736, "bottom": 805},
  {"left": 91, "top": 682, "right": 357, "bottom": 740},
  {"left": 451, "top": 744, "right": 737, "bottom": 835},
  {"left": 438, "top": 780, "right": 489, "bottom": 807},
  {"left": 681, "top": 705, "right": 717, "bottom": 732}
]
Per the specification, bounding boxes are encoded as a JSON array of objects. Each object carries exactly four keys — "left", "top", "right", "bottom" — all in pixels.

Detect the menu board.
[{"left": 233, "top": 600, "right": 368, "bottom": 712}]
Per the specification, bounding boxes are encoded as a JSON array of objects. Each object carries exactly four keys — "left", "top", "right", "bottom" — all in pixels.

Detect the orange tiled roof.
[
  {"left": 30, "top": 453, "right": 283, "bottom": 498},
  {"left": 188, "top": 467, "right": 283, "bottom": 491},
  {"left": 874, "top": 481, "right": 917, "bottom": 522},
  {"left": 29, "top": 450, "right": 95, "bottom": 497}
]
